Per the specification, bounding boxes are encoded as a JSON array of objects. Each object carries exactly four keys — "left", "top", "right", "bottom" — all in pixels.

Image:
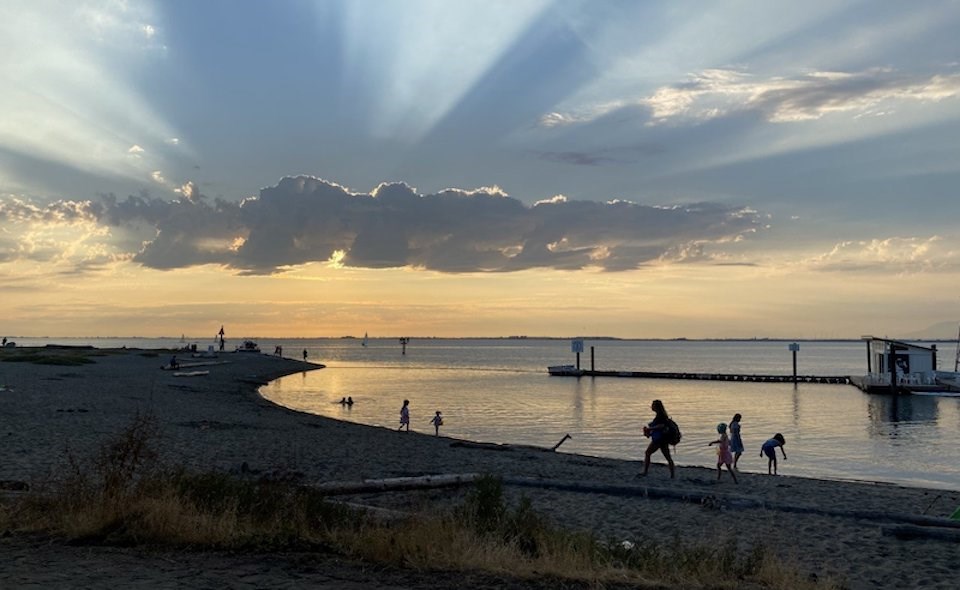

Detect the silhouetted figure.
[
  {"left": 430, "top": 410, "right": 443, "bottom": 436},
  {"left": 640, "top": 399, "right": 676, "bottom": 479},
  {"left": 398, "top": 399, "right": 410, "bottom": 431}
]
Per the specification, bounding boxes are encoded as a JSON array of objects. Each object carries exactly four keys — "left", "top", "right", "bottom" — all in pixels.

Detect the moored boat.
[
  {"left": 236, "top": 340, "right": 261, "bottom": 353},
  {"left": 856, "top": 336, "right": 960, "bottom": 394},
  {"left": 548, "top": 364, "right": 583, "bottom": 376}
]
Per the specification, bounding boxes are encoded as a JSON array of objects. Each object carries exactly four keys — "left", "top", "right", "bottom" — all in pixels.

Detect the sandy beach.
[{"left": 2, "top": 348, "right": 959, "bottom": 589}]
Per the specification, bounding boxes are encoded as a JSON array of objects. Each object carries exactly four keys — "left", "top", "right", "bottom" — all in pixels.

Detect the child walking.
[
  {"left": 398, "top": 399, "right": 410, "bottom": 432},
  {"left": 760, "top": 433, "right": 787, "bottom": 475},
  {"left": 430, "top": 410, "right": 443, "bottom": 436},
  {"left": 729, "top": 413, "right": 744, "bottom": 469},
  {"left": 708, "top": 423, "right": 738, "bottom": 483}
]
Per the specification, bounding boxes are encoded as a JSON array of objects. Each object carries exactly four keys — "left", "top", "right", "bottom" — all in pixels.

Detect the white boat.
[
  {"left": 548, "top": 364, "right": 584, "bottom": 376},
  {"left": 362, "top": 332, "right": 368, "bottom": 347},
  {"left": 235, "top": 340, "right": 260, "bottom": 353}
]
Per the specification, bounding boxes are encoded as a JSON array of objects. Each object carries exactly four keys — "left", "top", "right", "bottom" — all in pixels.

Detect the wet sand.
[{"left": 1, "top": 348, "right": 959, "bottom": 589}]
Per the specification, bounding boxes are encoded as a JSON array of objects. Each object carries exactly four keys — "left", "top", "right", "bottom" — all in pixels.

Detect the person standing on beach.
[
  {"left": 761, "top": 433, "right": 787, "bottom": 475},
  {"left": 708, "top": 423, "right": 738, "bottom": 483},
  {"left": 398, "top": 399, "right": 410, "bottom": 432},
  {"left": 640, "top": 399, "right": 676, "bottom": 479},
  {"left": 729, "top": 413, "right": 744, "bottom": 469},
  {"left": 430, "top": 410, "right": 443, "bottom": 436}
]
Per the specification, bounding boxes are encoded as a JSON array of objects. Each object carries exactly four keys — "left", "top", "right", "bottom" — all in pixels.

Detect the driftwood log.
[
  {"left": 308, "top": 473, "right": 960, "bottom": 532},
  {"left": 499, "top": 477, "right": 960, "bottom": 530},
  {"left": 448, "top": 438, "right": 571, "bottom": 453},
  {"left": 881, "top": 524, "right": 960, "bottom": 541},
  {"left": 311, "top": 473, "right": 482, "bottom": 496},
  {"left": 448, "top": 441, "right": 512, "bottom": 451}
]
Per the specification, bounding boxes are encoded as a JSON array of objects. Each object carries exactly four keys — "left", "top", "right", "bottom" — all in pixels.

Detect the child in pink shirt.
[{"left": 708, "top": 423, "right": 738, "bottom": 483}]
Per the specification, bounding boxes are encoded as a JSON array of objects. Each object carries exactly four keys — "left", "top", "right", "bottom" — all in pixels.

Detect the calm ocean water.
[{"left": 12, "top": 337, "right": 960, "bottom": 490}]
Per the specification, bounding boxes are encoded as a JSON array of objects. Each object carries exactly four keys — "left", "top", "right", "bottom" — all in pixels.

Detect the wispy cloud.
[
  {"left": 806, "top": 237, "right": 958, "bottom": 273},
  {"left": 534, "top": 143, "right": 665, "bottom": 166},
  {"left": 0, "top": 196, "right": 101, "bottom": 225},
  {"left": 0, "top": 194, "right": 111, "bottom": 268},
  {"left": 544, "top": 68, "right": 960, "bottom": 127}
]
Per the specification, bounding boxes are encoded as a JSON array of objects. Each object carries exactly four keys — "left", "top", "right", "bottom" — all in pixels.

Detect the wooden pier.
[{"left": 549, "top": 368, "right": 850, "bottom": 385}]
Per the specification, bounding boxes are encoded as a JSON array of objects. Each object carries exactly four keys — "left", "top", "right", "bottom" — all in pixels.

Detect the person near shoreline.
[
  {"left": 398, "top": 399, "right": 410, "bottom": 432},
  {"left": 169, "top": 355, "right": 179, "bottom": 370},
  {"left": 708, "top": 423, "right": 738, "bottom": 483},
  {"left": 302, "top": 349, "right": 308, "bottom": 361},
  {"left": 729, "top": 413, "right": 744, "bottom": 469},
  {"left": 640, "top": 399, "right": 676, "bottom": 479},
  {"left": 761, "top": 433, "right": 787, "bottom": 475},
  {"left": 430, "top": 410, "right": 443, "bottom": 436}
]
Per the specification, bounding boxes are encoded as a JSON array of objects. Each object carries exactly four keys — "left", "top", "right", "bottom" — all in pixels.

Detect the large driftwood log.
[
  {"left": 448, "top": 439, "right": 569, "bottom": 453},
  {"left": 311, "top": 473, "right": 482, "bottom": 496},
  {"left": 500, "top": 477, "right": 960, "bottom": 529},
  {"left": 306, "top": 473, "right": 960, "bottom": 532}
]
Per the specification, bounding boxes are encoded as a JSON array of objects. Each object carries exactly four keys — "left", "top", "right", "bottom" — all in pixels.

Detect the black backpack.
[{"left": 663, "top": 418, "right": 682, "bottom": 445}]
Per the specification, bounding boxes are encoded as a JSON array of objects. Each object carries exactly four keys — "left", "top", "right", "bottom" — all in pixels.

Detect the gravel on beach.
[{"left": 2, "top": 348, "right": 959, "bottom": 589}]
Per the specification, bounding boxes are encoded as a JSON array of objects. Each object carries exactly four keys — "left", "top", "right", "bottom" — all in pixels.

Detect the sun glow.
[
  {"left": 328, "top": 0, "right": 549, "bottom": 141},
  {"left": 0, "top": 1, "right": 184, "bottom": 189}
]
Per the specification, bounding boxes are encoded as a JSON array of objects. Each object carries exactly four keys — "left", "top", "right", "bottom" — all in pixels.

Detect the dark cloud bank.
[{"left": 83, "top": 176, "right": 761, "bottom": 274}]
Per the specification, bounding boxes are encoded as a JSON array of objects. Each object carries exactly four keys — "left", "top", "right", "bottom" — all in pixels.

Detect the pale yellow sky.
[{"left": 3, "top": 254, "right": 958, "bottom": 339}]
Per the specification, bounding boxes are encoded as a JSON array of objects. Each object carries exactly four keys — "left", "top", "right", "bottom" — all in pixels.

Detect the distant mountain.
[{"left": 901, "top": 321, "right": 960, "bottom": 341}]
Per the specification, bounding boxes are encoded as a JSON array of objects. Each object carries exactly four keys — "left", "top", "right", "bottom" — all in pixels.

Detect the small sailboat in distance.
[{"left": 362, "top": 332, "right": 368, "bottom": 347}]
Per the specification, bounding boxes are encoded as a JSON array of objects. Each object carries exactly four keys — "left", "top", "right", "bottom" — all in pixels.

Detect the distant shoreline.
[{"left": 5, "top": 335, "right": 958, "bottom": 343}]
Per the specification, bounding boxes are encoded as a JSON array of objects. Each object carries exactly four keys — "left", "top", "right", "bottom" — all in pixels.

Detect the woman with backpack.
[{"left": 640, "top": 399, "right": 676, "bottom": 479}]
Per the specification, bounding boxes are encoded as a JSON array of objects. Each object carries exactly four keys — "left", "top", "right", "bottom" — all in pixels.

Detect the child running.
[
  {"left": 760, "top": 433, "right": 787, "bottom": 475},
  {"left": 729, "top": 413, "right": 744, "bottom": 469},
  {"left": 708, "top": 423, "right": 738, "bottom": 483}
]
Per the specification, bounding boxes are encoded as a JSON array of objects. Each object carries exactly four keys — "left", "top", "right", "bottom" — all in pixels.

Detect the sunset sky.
[{"left": 2, "top": 0, "right": 960, "bottom": 339}]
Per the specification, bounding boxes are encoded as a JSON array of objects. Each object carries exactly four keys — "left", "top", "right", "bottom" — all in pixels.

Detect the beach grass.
[
  {"left": 0, "top": 348, "right": 105, "bottom": 366},
  {"left": 1, "top": 416, "right": 838, "bottom": 589}
]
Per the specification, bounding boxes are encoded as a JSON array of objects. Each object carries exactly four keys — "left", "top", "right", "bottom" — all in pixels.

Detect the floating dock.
[
  {"left": 547, "top": 368, "right": 960, "bottom": 395},
  {"left": 548, "top": 366, "right": 850, "bottom": 384}
]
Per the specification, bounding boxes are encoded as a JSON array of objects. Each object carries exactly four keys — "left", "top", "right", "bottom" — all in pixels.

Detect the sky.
[{"left": 2, "top": 0, "right": 960, "bottom": 340}]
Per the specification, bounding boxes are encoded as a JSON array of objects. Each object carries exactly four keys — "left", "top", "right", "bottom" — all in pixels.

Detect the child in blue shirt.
[{"left": 760, "top": 433, "right": 787, "bottom": 475}]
